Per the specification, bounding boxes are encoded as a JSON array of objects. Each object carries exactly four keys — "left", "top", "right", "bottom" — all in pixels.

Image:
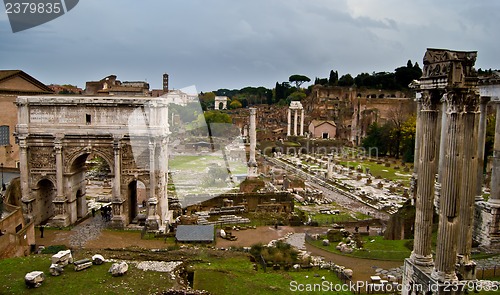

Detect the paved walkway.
[{"left": 68, "top": 215, "right": 108, "bottom": 249}]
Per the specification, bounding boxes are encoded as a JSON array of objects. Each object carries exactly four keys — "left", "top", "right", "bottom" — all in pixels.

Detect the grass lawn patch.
[
  {"left": 308, "top": 235, "right": 411, "bottom": 261},
  {"left": 0, "top": 254, "right": 176, "bottom": 294},
  {"left": 192, "top": 256, "right": 353, "bottom": 295}
]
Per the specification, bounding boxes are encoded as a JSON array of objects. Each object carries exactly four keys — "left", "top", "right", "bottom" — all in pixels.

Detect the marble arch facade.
[{"left": 15, "top": 96, "right": 170, "bottom": 229}]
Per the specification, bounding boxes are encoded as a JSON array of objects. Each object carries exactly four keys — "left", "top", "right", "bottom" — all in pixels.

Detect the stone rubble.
[
  {"left": 136, "top": 261, "right": 182, "bottom": 273},
  {"left": 24, "top": 271, "right": 45, "bottom": 288},
  {"left": 109, "top": 262, "right": 129, "bottom": 277}
]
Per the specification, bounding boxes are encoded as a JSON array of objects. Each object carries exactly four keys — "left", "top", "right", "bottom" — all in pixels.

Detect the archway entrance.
[
  {"left": 69, "top": 153, "right": 113, "bottom": 221},
  {"left": 128, "top": 180, "right": 146, "bottom": 225},
  {"left": 37, "top": 179, "right": 55, "bottom": 224}
]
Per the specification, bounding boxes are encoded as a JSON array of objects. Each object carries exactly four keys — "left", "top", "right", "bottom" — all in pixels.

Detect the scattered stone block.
[
  {"left": 49, "top": 264, "right": 64, "bottom": 276},
  {"left": 74, "top": 258, "right": 92, "bottom": 271},
  {"left": 322, "top": 239, "right": 330, "bottom": 246},
  {"left": 92, "top": 254, "right": 105, "bottom": 265},
  {"left": 51, "top": 250, "right": 73, "bottom": 267},
  {"left": 109, "top": 262, "right": 128, "bottom": 277},
  {"left": 343, "top": 269, "right": 353, "bottom": 278},
  {"left": 25, "top": 271, "right": 45, "bottom": 288}
]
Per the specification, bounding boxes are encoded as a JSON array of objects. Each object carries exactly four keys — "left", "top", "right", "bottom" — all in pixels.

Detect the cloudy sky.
[{"left": 1, "top": 0, "right": 499, "bottom": 92}]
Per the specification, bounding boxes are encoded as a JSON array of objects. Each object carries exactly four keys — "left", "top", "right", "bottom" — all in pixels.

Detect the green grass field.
[
  {"left": 308, "top": 235, "right": 412, "bottom": 261},
  {"left": 0, "top": 254, "right": 176, "bottom": 294},
  {"left": 192, "top": 256, "right": 354, "bottom": 295}
]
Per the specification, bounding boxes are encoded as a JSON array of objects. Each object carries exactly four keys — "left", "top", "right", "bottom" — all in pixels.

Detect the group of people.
[{"left": 100, "top": 206, "right": 112, "bottom": 222}]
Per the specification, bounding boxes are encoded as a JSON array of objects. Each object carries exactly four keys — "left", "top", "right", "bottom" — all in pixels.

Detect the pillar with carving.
[
  {"left": 410, "top": 91, "right": 439, "bottom": 267},
  {"left": 488, "top": 102, "right": 500, "bottom": 234},
  {"left": 476, "top": 97, "right": 490, "bottom": 201},
  {"left": 456, "top": 91, "right": 480, "bottom": 280},
  {"left": 247, "top": 108, "right": 258, "bottom": 178},
  {"left": 432, "top": 91, "right": 466, "bottom": 282}
]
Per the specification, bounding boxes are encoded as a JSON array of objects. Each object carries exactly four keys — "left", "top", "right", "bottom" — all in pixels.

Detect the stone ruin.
[{"left": 403, "top": 48, "right": 500, "bottom": 294}]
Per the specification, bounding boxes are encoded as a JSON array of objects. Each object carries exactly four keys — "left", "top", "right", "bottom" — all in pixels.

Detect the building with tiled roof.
[{"left": 0, "top": 70, "right": 54, "bottom": 169}]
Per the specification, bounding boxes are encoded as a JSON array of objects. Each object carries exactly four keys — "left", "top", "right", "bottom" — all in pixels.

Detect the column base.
[
  {"left": 431, "top": 268, "right": 458, "bottom": 282},
  {"left": 410, "top": 252, "right": 434, "bottom": 266},
  {"left": 110, "top": 216, "right": 125, "bottom": 229},
  {"left": 146, "top": 216, "right": 160, "bottom": 230},
  {"left": 49, "top": 214, "right": 71, "bottom": 227},
  {"left": 456, "top": 257, "right": 476, "bottom": 280}
]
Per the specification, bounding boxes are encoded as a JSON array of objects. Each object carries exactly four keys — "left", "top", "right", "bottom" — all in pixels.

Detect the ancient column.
[
  {"left": 489, "top": 102, "right": 500, "bottom": 207},
  {"left": 287, "top": 109, "right": 291, "bottom": 136},
  {"left": 149, "top": 141, "right": 156, "bottom": 200},
  {"left": 456, "top": 91, "right": 480, "bottom": 279},
  {"left": 293, "top": 109, "right": 298, "bottom": 136},
  {"left": 300, "top": 108, "right": 305, "bottom": 136},
  {"left": 488, "top": 102, "right": 500, "bottom": 236},
  {"left": 437, "top": 98, "right": 448, "bottom": 183},
  {"left": 409, "top": 91, "right": 439, "bottom": 266},
  {"left": 112, "top": 139, "right": 121, "bottom": 200},
  {"left": 54, "top": 139, "right": 63, "bottom": 198},
  {"left": 19, "top": 137, "right": 34, "bottom": 221},
  {"left": 432, "top": 91, "right": 465, "bottom": 282},
  {"left": 410, "top": 98, "right": 422, "bottom": 205},
  {"left": 476, "top": 97, "right": 491, "bottom": 201},
  {"left": 247, "top": 108, "right": 258, "bottom": 177}
]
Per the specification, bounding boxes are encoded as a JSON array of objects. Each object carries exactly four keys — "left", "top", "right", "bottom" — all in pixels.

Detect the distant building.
[
  {"left": 48, "top": 84, "right": 83, "bottom": 95},
  {"left": 0, "top": 70, "right": 54, "bottom": 169},
  {"left": 308, "top": 120, "right": 337, "bottom": 139},
  {"left": 84, "top": 75, "right": 150, "bottom": 96}
]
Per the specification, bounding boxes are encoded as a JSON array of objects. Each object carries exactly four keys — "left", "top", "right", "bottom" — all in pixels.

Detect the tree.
[
  {"left": 229, "top": 99, "right": 242, "bottom": 109},
  {"left": 289, "top": 75, "right": 311, "bottom": 88},
  {"left": 338, "top": 74, "right": 354, "bottom": 86},
  {"left": 328, "top": 70, "right": 338, "bottom": 85},
  {"left": 287, "top": 91, "right": 306, "bottom": 101}
]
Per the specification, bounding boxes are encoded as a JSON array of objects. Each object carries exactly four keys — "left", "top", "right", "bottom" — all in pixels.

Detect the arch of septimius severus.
[
  {"left": 15, "top": 96, "right": 170, "bottom": 229},
  {"left": 403, "top": 48, "right": 500, "bottom": 294}
]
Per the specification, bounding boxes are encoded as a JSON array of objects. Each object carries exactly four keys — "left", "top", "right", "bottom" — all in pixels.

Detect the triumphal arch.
[{"left": 15, "top": 96, "right": 170, "bottom": 229}]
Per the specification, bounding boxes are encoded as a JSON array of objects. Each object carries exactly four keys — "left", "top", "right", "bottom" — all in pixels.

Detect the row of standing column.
[
  {"left": 287, "top": 108, "right": 304, "bottom": 136},
  {"left": 410, "top": 89, "right": 486, "bottom": 281}
]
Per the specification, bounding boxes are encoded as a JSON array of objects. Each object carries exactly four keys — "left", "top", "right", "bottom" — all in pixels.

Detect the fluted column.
[
  {"left": 410, "top": 91, "right": 439, "bottom": 266},
  {"left": 437, "top": 99, "right": 448, "bottom": 183},
  {"left": 54, "top": 139, "right": 63, "bottom": 199},
  {"left": 456, "top": 92, "right": 480, "bottom": 277},
  {"left": 432, "top": 92, "right": 465, "bottom": 282},
  {"left": 149, "top": 141, "right": 156, "bottom": 200},
  {"left": 410, "top": 99, "right": 422, "bottom": 205},
  {"left": 300, "top": 109, "right": 304, "bottom": 136},
  {"left": 489, "top": 103, "right": 500, "bottom": 208},
  {"left": 287, "top": 109, "right": 291, "bottom": 136},
  {"left": 476, "top": 97, "right": 491, "bottom": 201},
  {"left": 112, "top": 139, "right": 121, "bottom": 200},
  {"left": 488, "top": 103, "right": 500, "bottom": 237},
  {"left": 293, "top": 109, "right": 298, "bottom": 136}
]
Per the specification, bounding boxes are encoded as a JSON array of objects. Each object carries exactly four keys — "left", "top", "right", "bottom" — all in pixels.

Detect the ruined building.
[{"left": 403, "top": 48, "right": 500, "bottom": 294}]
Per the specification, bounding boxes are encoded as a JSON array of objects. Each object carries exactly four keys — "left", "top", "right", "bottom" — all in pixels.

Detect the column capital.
[{"left": 420, "top": 90, "right": 441, "bottom": 111}]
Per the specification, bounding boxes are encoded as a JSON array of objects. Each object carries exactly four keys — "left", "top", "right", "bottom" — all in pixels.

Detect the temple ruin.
[{"left": 403, "top": 48, "right": 500, "bottom": 294}]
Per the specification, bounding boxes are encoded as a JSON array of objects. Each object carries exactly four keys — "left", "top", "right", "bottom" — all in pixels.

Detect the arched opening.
[
  {"left": 69, "top": 153, "right": 113, "bottom": 222},
  {"left": 37, "top": 179, "right": 56, "bottom": 224},
  {"left": 128, "top": 180, "right": 147, "bottom": 225},
  {"left": 219, "top": 102, "right": 225, "bottom": 110}
]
